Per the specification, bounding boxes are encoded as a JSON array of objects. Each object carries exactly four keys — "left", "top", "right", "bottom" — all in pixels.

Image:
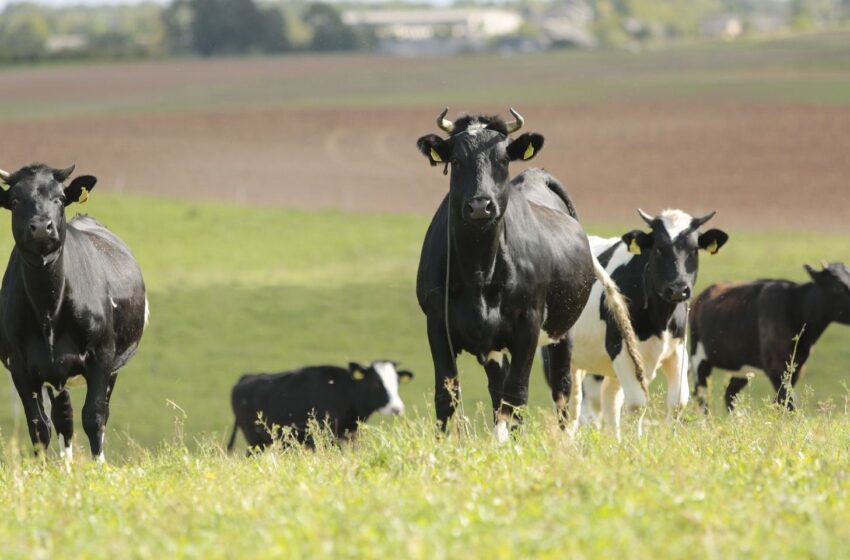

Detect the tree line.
[{"left": 0, "top": 1, "right": 374, "bottom": 63}]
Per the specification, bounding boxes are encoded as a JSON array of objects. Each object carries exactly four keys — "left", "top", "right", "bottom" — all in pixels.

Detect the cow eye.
[{"left": 55, "top": 196, "right": 65, "bottom": 205}]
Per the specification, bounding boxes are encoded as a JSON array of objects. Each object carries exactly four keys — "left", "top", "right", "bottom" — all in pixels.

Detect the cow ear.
[
  {"left": 506, "top": 133, "right": 544, "bottom": 161},
  {"left": 64, "top": 175, "right": 97, "bottom": 206},
  {"left": 417, "top": 134, "right": 450, "bottom": 167},
  {"left": 348, "top": 362, "right": 366, "bottom": 381},
  {"left": 397, "top": 370, "right": 414, "bottom": 384},
  {"left": 698, "top": 229, "right": 729, "bottom": 255},
  {"left": 622, "top": 230, "right": 653, "bottom": 255}
]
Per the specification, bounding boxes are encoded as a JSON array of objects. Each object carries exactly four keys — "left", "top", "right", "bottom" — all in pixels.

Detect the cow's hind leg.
[
  {"left": 47, "top": 387, "right": 74, "bottom": 461},
  {"left": 541, "top": 337, "right": 573, "bottom": 430},
  {"left": 82, "top": 368, "right": 114, "bottom": 463},
  {"left": 725, "top": 376, "right": 751, "bottom": 411}
]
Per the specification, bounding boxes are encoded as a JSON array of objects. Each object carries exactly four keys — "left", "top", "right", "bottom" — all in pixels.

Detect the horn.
[
  {"left": 637, "top": 208, "right": 654, "bottom": 226},
  {"left": 505, "top": 107, "right": 524, "bottom": 134},
  {"left": 0, "top": 169, "right": 9, "bottom": 184},
  {"left": 437, "top": 108, "right": 454, "bottom": 134},
  {"left": 690, "top": 211, "right": 717, "bottom": 229},
  {"left": 53, "top": 164, "right": 76, "bottom": 182},
  {"left": 821, "top": 260, "right": 830, "bottom": 269}
]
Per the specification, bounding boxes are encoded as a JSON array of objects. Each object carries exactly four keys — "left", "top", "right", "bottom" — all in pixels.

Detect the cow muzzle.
[
  {"left": 29, "top": 219, "right": 55, "bottom": 241},
  {"left": 464, "top": 197, "right": 496, "bottom": 223},
  {"left": 662, "top": 283, "right": 692, "bottom": 303}
]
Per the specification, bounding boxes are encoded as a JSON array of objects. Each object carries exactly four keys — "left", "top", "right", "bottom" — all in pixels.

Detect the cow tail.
[
  {"left": 226, "top": 418, "right": 239, "bottom": 453},
  {"left": 590, "top": 254, "right": 648, "bottom": 399}
]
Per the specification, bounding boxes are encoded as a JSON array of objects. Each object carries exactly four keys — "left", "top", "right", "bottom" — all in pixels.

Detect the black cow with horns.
[
  {"left": 0, "top": 163, "right": 148, "bottom": 464},
  {"left": 415, "top": 108, "right": 644, "bottom": 441}
]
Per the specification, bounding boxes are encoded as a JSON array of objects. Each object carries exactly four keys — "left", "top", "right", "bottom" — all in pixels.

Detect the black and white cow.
[
  {"left": 543, "top": 209, "right": 728, "bottom": 437},
  {"left": 0, "top": 163, "right": 148, "bottom": 463},
  {"left": 416, "top": 109, "right": 643, "bottom": 441},
  {"left": 691, "top": 262, "right": 850, "bottom": 411},
  {"left": 226, "top": 360, "right": 414, "bottom": 451}
]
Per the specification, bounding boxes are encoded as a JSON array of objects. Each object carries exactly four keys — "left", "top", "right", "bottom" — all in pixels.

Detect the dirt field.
[
  {"left": 1, "top": 37, "right": 848, "bottom": 232},
  {"left": 2, "top": 103, "right": 848, "bottom": 232}
]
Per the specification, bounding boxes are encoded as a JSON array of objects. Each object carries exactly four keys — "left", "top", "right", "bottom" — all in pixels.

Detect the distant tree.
[
  {"left": 188, "top": 0, "right": 289, "bottom": 56},
  {"left": 302, "top": 3, "right": 357, "bottom": 52},
  {"left": 0, "top": 11, "right": 50, "bottom": 61},
  {"left": 162, "top": 0, "right": 194, "bottom": 53}
]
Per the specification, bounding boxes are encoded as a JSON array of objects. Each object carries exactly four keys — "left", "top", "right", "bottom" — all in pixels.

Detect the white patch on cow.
[
  {"left": 487, "top": 351, "right": 504, "bottom": 364},
  {"left": 374, "top": 361, "right": 405, "bottom": 416},
  {"left": 538, "top": 329, "right": 555, "bottom": 347},
  {"left": 109, "top": 297, "right": 118, "bottom": 309},
  {"left": 96, "top": 433, "right": 106, "bottom": 465},
  {"left": 493, "top": 418, "right": 509, "bottom": 444},
  {"left": 580, "top": 375, "right": 603, "bottom": 427},
  {"left": 466, "top": 121, "right": 487, "bottom": 136},
  {"left": 692, "top": 342, "right": 708, "bottom": 373},
  {"left": 144, "top": 298, "right": 150, "bottom": 327},
  {"left": 658, "top": 208, "right": 694, "bottom": 239}
]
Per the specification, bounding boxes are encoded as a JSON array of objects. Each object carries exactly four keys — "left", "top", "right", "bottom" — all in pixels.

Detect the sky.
[{"left": 0, "top": 0, "right": 462, "bottom": 8}]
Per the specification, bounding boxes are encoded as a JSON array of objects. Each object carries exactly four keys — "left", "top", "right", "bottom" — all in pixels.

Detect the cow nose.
[
  {"left": 390, "top": 404, "right": 404, "bottom": 416},
  {"left": 665, "top": 284, "right": 691, "bottom": 302},
  {"left": 465, "top": 197, "right": 495, "bottom": 221},
  {"left": 29, "top": 220, "right": 54, "bottom": 239}
]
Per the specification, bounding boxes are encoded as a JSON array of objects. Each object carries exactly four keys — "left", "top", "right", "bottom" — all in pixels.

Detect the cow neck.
[
  {"left": 20, "top": 246, "right": 67, "bottom": 329},
  {"left": 793, "top": 282, "right": 832, "bottom": 345},
  {"left": 450, "top": 215, "right": 505, "bottom": 289}
]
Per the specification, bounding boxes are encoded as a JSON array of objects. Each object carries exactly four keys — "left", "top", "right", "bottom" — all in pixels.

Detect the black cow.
[
  {"left": 542, "top": 209, "right": 729, "bottom": 437},
  {"left": 691, "top": 262, "right": 850, "bottom": 411},
  {"left": 415, "top": 109, "right": 643, "bottom": 441},
  {"left": 226, "top": 360, "right": 414, "bottom": 451},
  {"left": 0, "top": 163, "right": 148, "bottom": 463}
]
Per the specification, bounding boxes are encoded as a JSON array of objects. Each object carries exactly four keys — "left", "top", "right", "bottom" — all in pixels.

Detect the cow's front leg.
[
  {"left": 483, "top": 352, "right": 508, "bottom": 420},
  {"left": 427, "top": 314, "right": 459, "bottom": 432},
  {"left": 495, "top": 312, "right": 540, "bottom": 443},
  {"left": 612, "top": 349, "right": 648, "bottom": 438},
  {"left": 82, "top": 364, "right": 114, "bottom": 463},
  {"left": 600, "top": 375, "right": 624, "bottom": 440},
  {"left": 660, "top": 341, "right": 689, "bottom": 422},
  {"left": 46, "top": 387, "right": 74, "bottom": 463},
  {"left": 10, "top": 360, "right": 51, "bottom": 455}
]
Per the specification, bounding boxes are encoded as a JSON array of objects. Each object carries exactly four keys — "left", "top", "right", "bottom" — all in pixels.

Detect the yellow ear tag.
[
  {"left": 430, "top": 148, "right": 443, "bottom": 163},
  {"left": 628, "top": 238, "right": 641, "bottom": 255},
  {"left": 79, "top": 187, "right": 89, "bottom": 204},
  {"left": 523, "top": 144, "right": 535, "bottom": 160},
  {"left": 353, "top": 370, "right": 365, "bottom": 381},
  {"left": 706, "top": 240, "right": 719, "bottom": 255}
]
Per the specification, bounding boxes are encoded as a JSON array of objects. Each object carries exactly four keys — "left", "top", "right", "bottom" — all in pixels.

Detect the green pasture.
[
  {"left": 0, "top": 193, "right": 847, "bottom": 456},
  {"left": 0, "top": 32, "right": 849, "bottom": 121},
  {"left": 2, "top": 409, "right": 850, "bottom": 558}
]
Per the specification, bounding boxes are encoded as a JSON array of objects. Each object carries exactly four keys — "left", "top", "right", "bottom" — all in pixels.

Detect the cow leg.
[
  {"left": 47, "top": 387, "right": 74, "bottom": 461},
  {"left": 427, "top": 315, "right": 458, "bottom": 432},
  {"left": 600, "top": 376, "right": 624, "bottom": 440},
  {"left": 724, "top": 376, "right": 751, "bottom": 411},
  {"left": 483, "top": 353, "right": 508, "bottom": 419},
  {"left": 612, "top": 350, "right": 648, "bottom": 439},
  {"left": 660, "top": 342, "right": 689, "bottom": 422},
  {"left": 82, "top": 371, "right": 112, "bottom": 463},
  {"left": 496, "top": 314, "right": 540, "bottom": 442},
  {"left": 693, "top": 360, "right": 713, "bottom": 414},
  {"left": 566, "top": 368, "right": 586, "bottom": 436},
  {"left": 542, "top": 337, "right": 573, "bottom": 430},
  {"left": 9, "top": 364, "right": 51, "bottom": 454}
]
